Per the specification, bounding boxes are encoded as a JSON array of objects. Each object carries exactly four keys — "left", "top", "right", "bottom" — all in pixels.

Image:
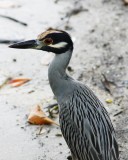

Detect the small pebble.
[{"left": 13, "top": 58, "right": 17, "bottom": 62}]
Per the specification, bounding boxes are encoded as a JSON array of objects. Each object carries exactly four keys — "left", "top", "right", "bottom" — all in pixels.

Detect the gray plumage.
[
  {"left": 9, "top": 29, "right": 119, "bottom": 160},
  {"left": 49, "top": 50, "right": 119, "bottom": 160}
]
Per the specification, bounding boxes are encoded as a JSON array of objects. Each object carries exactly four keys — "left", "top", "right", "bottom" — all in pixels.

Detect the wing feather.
[{"left": 59, "top": 83, "right": 119, "bottom": 160}]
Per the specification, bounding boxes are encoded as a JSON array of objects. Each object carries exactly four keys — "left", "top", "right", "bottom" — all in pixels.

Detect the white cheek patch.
[
  {"left": 36, "top": 40, "right": 43, "bottom": 49},
  {"left": 49, "top": 42, "right": 68, "bottom": 48}
]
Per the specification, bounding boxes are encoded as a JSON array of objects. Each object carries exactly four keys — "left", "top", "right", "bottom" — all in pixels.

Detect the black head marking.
[{"left": 38, "top": 29, "right": 73, "bottom": 54}]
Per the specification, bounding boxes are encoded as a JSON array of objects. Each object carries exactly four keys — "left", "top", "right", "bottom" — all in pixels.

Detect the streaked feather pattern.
[{"left": 59, "top": 82, "right": 119, "bottom": 160}]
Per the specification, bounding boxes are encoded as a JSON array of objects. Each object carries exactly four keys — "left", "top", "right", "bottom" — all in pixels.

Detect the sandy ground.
[{"left": 0, "top": 0, "right": 128, "bottom": 159}]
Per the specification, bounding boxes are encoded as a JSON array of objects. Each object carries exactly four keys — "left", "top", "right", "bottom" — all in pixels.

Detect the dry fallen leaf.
[
  {"left": 28, "top": 105, "right": 59, "bottom": 126},
  {"left": 8, "top": 78, "right": 31, "bottom": 87}
]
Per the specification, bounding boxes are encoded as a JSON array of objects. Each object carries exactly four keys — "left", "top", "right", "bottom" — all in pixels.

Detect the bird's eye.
[{"left": 43, "top": 38, "right": 53, "bottom": 45}]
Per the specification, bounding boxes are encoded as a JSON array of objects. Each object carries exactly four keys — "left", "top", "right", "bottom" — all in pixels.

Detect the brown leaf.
[
  {"left": 28, "top": 105, "right": 59, "bottom": 126},
  {"left": 0, "top": 2, "right": 21, "bottom": 8},
  {"left": 123, "top": 0, "right": 128, "bottom": 5},
  {"left": 8, "top": 78, "right": 31, "bottom": 87}
]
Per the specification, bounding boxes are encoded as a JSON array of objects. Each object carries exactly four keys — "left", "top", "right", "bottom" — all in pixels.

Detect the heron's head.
[{"left": 9, "top": 28, "right": 73, "bottom": 54}]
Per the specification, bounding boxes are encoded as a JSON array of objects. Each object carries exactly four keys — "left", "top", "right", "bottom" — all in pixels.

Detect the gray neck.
[{"left": 48, "top": 50, "right": 73, "bottom": 101}]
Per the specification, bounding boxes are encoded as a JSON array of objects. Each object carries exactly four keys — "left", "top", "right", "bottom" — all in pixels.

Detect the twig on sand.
[
  {"left": 101, "top": 74, "right": 116, "bottom": 95},
  {"left": 0, "top": 77, "right": 11, "bottom": 90},
  {"left": 114, "top": 111, "right": 123, "bottom": 117},
  {"left": 0, "top": 14, "right": 27, "bottom": 26},
  {"left": 56, "top": 4, "right": 88, "bottom": 29},
  {"left": 0, "top": 39, "right": 23, "bottom": 44},
  {"left": 65, "top": 6, "right": 88, "bottom": 19}
]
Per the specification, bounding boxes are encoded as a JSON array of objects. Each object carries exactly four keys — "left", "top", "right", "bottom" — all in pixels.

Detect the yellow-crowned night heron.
[{"left": 9, "top": 29, "right": 119, "bottom": 160}]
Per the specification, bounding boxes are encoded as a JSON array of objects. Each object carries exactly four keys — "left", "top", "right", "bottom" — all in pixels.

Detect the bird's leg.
[
  {"left": 46, "top": 103, "right": 58, "bottom": 109},
  {"left": 46, "top": 103, "right": 59, "bottom": 118}
]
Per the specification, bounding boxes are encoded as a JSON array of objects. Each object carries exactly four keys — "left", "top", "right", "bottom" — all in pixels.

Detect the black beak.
[{"left": 9, "top": 40, "right": 37, "bottom": 49}]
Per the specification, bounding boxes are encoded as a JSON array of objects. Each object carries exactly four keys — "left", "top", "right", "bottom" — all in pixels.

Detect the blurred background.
[{"left": 0, "top": 0, "right": 128, "bottom": 159}]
